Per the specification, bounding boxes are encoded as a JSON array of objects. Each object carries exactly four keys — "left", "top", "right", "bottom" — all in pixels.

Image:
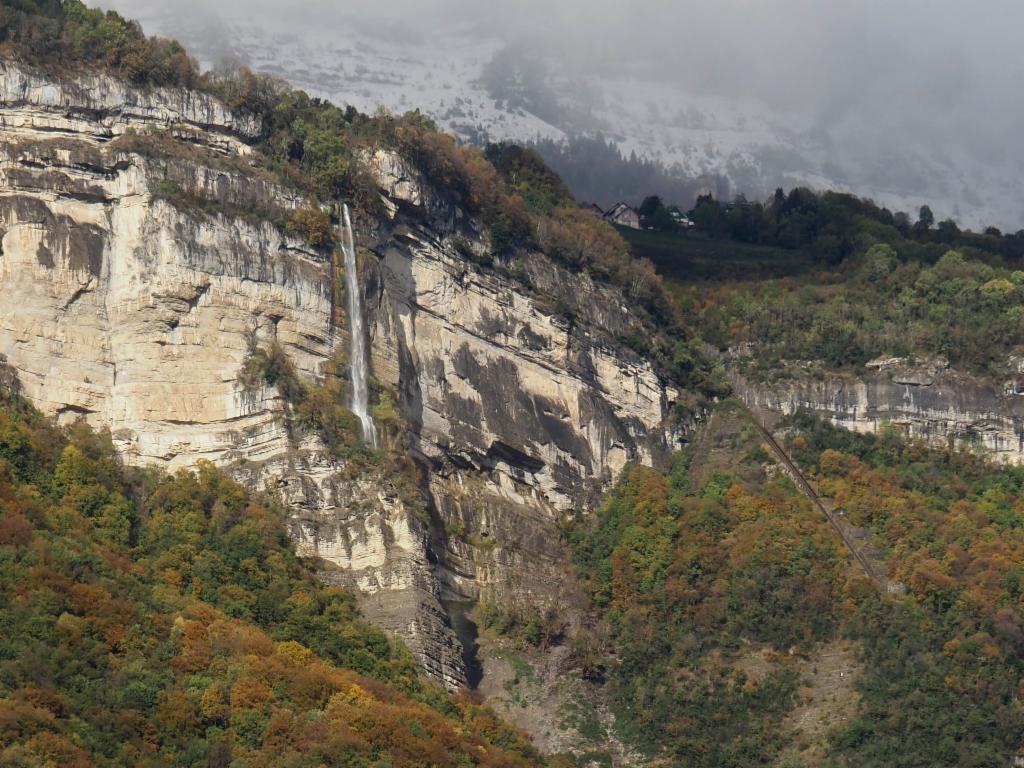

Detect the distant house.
[
  {"left": 586, "top": 203, "right": 605, "bottom": 218},
  {"left": 604, "top": 202, "right": 640, "bottom": 230},
  {"left": 670, "top": 210, "right": 695, "bottom": 229}
]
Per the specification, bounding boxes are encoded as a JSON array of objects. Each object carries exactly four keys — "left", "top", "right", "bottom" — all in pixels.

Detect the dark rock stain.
[{"left": 0, "top": 196, "right": 104, "bottom": 275}]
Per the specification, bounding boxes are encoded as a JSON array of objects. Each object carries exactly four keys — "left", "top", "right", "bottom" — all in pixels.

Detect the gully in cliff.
[{"left": 341, "top": 203, "right": 378, "bottom": 448}]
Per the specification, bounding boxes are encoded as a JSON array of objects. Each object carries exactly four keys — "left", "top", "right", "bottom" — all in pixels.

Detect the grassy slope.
[{"left": 616, "top": 226, "right": 815, "bottom": 283}]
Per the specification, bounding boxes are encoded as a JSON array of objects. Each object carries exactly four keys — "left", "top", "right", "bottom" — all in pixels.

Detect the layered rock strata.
[
  {"left": 732, "top": 357, "right": 1024, "bottom": 461},
  {"left": 0, "top": 61, "right": 682, "bottom": 687}
]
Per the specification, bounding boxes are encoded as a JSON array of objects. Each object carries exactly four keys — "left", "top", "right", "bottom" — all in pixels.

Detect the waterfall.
[{"left": 341, "top": 204, "right": 377, "bottom": 448}]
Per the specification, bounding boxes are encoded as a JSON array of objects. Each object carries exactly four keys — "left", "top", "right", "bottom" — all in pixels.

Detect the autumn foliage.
[
  {"left": 571, "top": 404, "right": 1024, "bottom": 766},
  {"left": 569, "top": 436, "right": 847, "bottom": 766},
  {"left": 0, "top": 397, "right": 542, "bottom": 767}
]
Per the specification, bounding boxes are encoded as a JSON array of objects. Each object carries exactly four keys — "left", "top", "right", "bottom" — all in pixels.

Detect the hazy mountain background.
[{"left": 98, "top": 0, "right": 1024, "bottom": 230}]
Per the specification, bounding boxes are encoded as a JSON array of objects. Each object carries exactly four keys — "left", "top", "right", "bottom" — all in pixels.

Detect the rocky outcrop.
[
  {"left": 0, "top": 61, "right": 683, "bottom": 689},
  {"left": 292, "top": 152, "right": 682, "bottom": 685},
  {"left": 0, "top": 60, "right": 261, "bottom": 148},
  {"left": 732, "top": 357, "right": 1024, "bottom": 461},
  {"left": 371, "top": 227, "right": 677, "bottom": 510},
  {"left": 0, "top": 64, "right": 318, "bottom": 461}
]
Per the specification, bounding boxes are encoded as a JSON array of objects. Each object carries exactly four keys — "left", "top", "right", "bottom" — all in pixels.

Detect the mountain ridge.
[{"left": 106, "top": 4, "right": 1024, "bottom": 232}]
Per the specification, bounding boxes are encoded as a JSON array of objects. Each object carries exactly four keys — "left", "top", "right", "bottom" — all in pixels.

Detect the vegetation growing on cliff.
[
  {"left": 238, "top": 343, "right": 371, "bottom": 461},
  {"left": 0, "top": 390, "right": 544, "bottom": 767},
  {"left": 254, "top": 101, "right": 676, "bottom": 323},
  {"left": 570, "top": 402, "right": 1024, "bottom": 766}
]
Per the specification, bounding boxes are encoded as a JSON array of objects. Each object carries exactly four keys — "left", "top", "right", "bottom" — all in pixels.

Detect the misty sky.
[{"left": 99, "top": 0, "right": 1024, "bottom": 226}]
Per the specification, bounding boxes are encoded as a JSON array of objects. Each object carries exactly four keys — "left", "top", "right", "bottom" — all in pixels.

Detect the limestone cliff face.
[
  {"left": 369, "top": 169, "right": 678, "bottom": 510},
  {"left": 293, "top": 150, "right": 683, "bottom": 686},
  {"left": 731, "top": 357, "right": 1024, "bottom": 460},
  {"left": 0, "top": 70, "right": 327, "bottom": 476},
  {"left": 0, "top": 60, "right": 261, "bottom": 145},
  {"left": 0, "top": 61, "right": 681, "bottom": 688}
]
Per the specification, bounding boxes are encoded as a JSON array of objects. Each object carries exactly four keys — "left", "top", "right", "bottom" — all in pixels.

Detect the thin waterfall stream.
[{"left": 341, "top": 204, "right": 377, "bottom": 448}]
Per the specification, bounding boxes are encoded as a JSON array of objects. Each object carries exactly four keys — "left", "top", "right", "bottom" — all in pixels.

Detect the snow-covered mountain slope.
[{"left": 106, "top": 1, "right": 1023, "bottom": 231}]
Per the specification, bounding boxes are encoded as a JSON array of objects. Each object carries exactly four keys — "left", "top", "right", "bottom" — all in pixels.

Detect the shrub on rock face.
[
  {"left": 297, "top": 383, "right": 362, "bottom": 456},
  {"left": 238, "top": 342, "right": 305, "bottom": 405},
  {"left": 371, "top": 392, "right": 402, "bottom": 431},
  {"left": 288, "top": 205, "right": 332, "bottom": 248}
]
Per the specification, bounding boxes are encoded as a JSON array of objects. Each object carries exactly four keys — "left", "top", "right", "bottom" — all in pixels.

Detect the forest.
[
  {"left": 569, "top": 402, "right": 1024, "bottom": 766},
  {"left": 687, "top": 245, "right": 1024, "bottom": 373},
  {"left": 526, "top": 135, "right": 730, "bottom": 213},
  {"left": 0, "top": 385, "right": 545, "bottom": 766},
  {"left": 611, "top": 187, "right": 1024, "bottom": 375}
]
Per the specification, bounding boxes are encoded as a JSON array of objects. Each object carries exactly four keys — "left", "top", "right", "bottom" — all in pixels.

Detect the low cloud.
[{"left": 99, "top": 0, "right": 1024, "bottom": 227}]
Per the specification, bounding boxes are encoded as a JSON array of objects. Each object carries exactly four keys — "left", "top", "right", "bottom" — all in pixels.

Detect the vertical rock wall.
[{"left": 0, "top": 61, "right": 682, "bottom": 688}]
